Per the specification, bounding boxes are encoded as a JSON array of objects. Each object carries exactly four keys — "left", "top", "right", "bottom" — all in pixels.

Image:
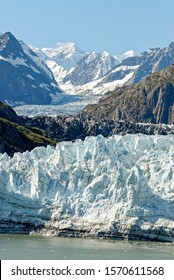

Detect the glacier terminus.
[{"left": 0, "top": 134, "right": 174, "bottom": 242}]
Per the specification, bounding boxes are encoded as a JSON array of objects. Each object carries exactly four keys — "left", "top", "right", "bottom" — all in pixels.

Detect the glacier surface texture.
[{"left": 0, "top": 134, "right": 174, "bottom": 241}]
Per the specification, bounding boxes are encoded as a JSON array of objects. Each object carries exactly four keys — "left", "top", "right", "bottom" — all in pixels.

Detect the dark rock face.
[
  {"left": 0, "top": 32, "right": 62, "bottom": 105},
  {"left": 24, "top": 115, "right": 174, "bottom": 145},
  {"left": 33, "top": 223, "right": 174, "bottom": 242}
]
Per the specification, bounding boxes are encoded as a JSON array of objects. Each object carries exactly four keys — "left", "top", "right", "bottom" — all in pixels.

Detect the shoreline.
[{"left": 0, "top": 221, "right": 174, "bottom": 243}]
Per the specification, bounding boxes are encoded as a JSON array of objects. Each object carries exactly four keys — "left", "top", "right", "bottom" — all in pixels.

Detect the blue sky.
[{"left": 1, "top": 0, "right": 174, "bottom": 55}]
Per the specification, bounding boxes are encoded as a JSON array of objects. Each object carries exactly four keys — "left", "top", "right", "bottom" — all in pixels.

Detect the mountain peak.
[
  {"left": 3, "top": 31, "right": 14, "bottom": 37},
  {"left": 168, "top": 42, "right": 174, "bottom": 49},
  {"left": 100, "top": 51, "right": 111, "bottom": 57},
  {"left": 0, "top": 32, "right": 62, "bottom": 105},
  {"left": 41, "top": 42, "right": 86, "bottom": 71},
  {"left": 42, "top": 42, "right": 85, "bottom": 57},
  {"left": 63, "top": 50, "right": 118, "bottom": 85},
  {"left": 0, "top": 31, "right": 24, "bottom": 58},
  {"left": 56, "top": 41, "right": 76, "bottom": 48},
  {"left": 123, "top": 50, "right": 137, "bottom": 57},
  {"left": 0, "top": 31, "right": 18, "bottom": 44}
]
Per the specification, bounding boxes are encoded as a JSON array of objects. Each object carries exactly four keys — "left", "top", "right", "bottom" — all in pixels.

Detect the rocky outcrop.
[
  {"left": 0, "top": 101, "right": 24, "bottom": 124},
  {"left": 24, "top": 115, "right": 174, "bottom": 144},
  {"left": 0, "top": 101, "right": 55, "bottom": 156}
]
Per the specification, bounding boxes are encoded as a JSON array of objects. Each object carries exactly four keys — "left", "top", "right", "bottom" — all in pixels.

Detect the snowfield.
[{"left": 0, "top": 134, "right": 174, "bottom": 241}]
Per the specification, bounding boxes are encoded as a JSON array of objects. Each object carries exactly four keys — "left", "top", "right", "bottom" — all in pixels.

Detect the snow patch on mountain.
[
  {"left": 46, "top": 60, "right": 69, "bottom": 82},
  {"left": 61, "top": 65, "right": 139, "bottom": 96},
  {"left": 0, "top": 134, "right": 174, "bottom": 241},
  {"left": 21, "top": 42, "right": 54, "bottom": 79},
  {"left": 0, "top": 54, "right": 31, "bottom": 67},
  {"left": 114, "top": 50, "right": 137, "bottom": 63}
]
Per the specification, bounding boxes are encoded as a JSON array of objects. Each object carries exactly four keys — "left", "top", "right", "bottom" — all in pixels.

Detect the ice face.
[{"left": 0, "top": 134, "right": 174, "bottom": 240}]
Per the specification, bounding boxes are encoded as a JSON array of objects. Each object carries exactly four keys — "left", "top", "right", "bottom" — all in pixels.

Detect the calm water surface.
[{"left": 0, "top": 234, "right": 174, "bottom": 260}]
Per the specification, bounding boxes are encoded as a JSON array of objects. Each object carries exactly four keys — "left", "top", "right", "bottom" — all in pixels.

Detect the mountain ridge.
[{"left": 34, "top": 39, "right": 174, "bottom": 96}]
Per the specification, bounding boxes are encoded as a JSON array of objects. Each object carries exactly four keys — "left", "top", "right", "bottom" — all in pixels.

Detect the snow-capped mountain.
[
  {"left": 42, "top": 42, "right": 86, "bottom": 70},
  {"left": 31, "top": 38, "right": 174, "bottom": 99},
  {"left": 0, "top": 32, "right": 62, "bottom": 105},
  {"left": 1, "top": 134, "right": 174, "bottom": 241},
  {"left": 32, "top": 42, "right": 86, "bottom": 83},
  {"left": 1, "top": 31, "right": 174, "bottom": 107},
  {"left": 32, "top": 43, "right": 119, "bottom": 86},
  {"left": 63, "top": 51, "right": 119, "bottom": 86},
  {"left": 60, "top": 42, "right": 174, "bottom": 96}
]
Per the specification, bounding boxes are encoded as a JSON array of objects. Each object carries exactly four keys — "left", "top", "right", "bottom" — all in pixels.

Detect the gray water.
[{"left": 0, "top": 234, "right": 174, "bottom": 260}]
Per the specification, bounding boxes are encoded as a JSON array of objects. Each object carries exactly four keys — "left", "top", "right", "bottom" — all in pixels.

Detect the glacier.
[
  {"left": 14, "top": 95, "right": 100, "bottom": 116},
  {"left": 0, "top": 134, "right": 174, "bottom": 241}
]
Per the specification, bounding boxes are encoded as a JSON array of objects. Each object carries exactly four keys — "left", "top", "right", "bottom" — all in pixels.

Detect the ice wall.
[{"left": 0, "top": 134, "right": 174, "bottom": 241}]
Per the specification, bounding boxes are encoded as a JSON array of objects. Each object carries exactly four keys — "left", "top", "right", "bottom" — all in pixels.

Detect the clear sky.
[{"left": 1, "top": 0, "right": 174, "bottom": 55}]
